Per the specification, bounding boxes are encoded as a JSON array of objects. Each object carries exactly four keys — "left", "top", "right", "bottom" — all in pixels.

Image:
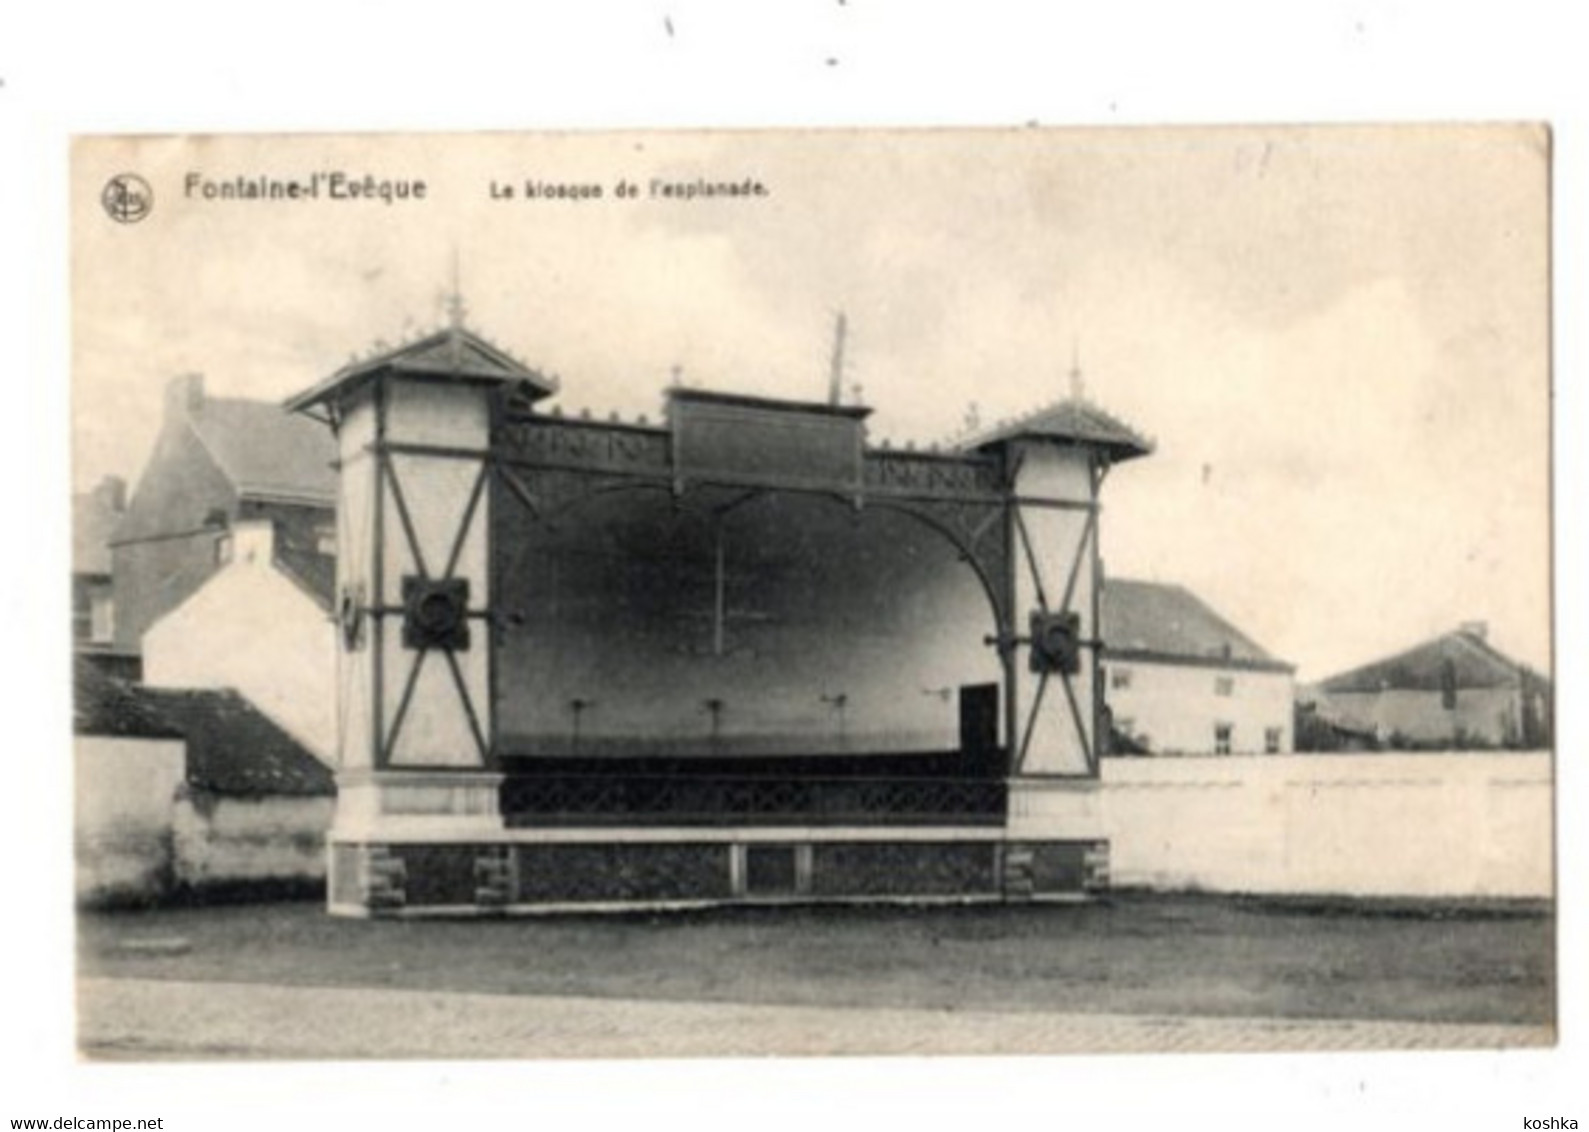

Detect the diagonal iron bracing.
[
  {"left": 1057, "top": 505, "right": 1096, "bottom": 619},
  {"left": 383, "top": 647, "right": 428, "bottom": 760},
  {"left": 443, "top": 463, "right": 490, "bottom": 580},
  {"left": 1057, "top": 661, "right": 1095, "bottom": 772},
  {"left": 443, "top": 647, "right": 490, "bottom": 762},
  {"left": 1013, "top": 504, "right": 1050, "bottom": 614},
  {"left": 1014, "top": 669, "right": 1050, "bottom": 773},
  {"left": 382, "top": 455, "right": 432, "bottom": 580}
]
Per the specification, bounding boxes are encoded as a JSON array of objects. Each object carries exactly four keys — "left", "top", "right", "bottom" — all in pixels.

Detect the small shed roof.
[
  {"left": 141, "top": 687, "right": 335, "bottom": 797},
  {"left": 74, "top": 659, "right": 183, "bottom": 740}
]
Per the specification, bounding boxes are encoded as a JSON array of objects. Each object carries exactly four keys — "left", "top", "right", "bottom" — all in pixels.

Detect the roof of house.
[
  {"left": 142, "top": 687, "right": 336, "bottom": 797},
  {"left": 1102, "top": 579, "right": 1293, "bottom": 672},
  {"left": 286, "top": 324, "right": 557, "bottom": 415},
  {"left": 75, "top": 662, "right": 334, "bottom": 796},
  {"left": 190, "top": 396, "right": 338, "bottom": 505},
  {"left": 111, "top": 388, "right": 338, "bottom": 547},
  {"left": 74, "top": 659, "right": 183, "bottom": 739},
  {"left": 1317, "top": 629, "right": 1540, "bottom": 694},
  {"left": 963, "top": 396, "right": 1154, "bottom": 463},
  {"left": 72, "top": 479, "right": 125, "bottom": 576}
]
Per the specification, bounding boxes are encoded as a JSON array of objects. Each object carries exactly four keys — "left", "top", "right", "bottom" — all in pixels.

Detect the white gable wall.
[
  {"left": 1106, "top": 659, "right": 1293, "bottom": 755},
  {"left": 143, "top": 522, "right": 336, "bottom": 765}
]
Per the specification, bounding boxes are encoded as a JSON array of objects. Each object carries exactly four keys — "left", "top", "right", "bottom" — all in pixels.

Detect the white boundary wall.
[
  {"left": 76, "top": 735, "right": 332, "bottom": 902},
  {"left": 1100, "top": 753, "right": 1552, "bottom": 898},
  {"left": 171, "top": 794, "right": 334, "bottom": 889},
  {"left": 75, "top": 736, "right": 186, "bottom": 903}
]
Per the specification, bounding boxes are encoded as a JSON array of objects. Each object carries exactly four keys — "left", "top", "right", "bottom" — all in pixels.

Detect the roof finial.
[
  {"left": 827, "top": 311, "right": 848, "bottom": 407},
  {"left": 443, "top": 245, "right": 467, "bottom": 331},
  {"left": 1068, "top": 337, "right": 1085, "bottom": 401}
]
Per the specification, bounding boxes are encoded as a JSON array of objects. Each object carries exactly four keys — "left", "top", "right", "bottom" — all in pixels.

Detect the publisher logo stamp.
[{"left": 102, "top": 173, "right": 153, "bottom": 223}]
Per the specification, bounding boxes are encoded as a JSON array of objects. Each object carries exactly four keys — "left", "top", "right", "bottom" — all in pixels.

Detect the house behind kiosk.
[
  {"left": 107, "top": 373, "right": 337, "bottom": 657},
  {"left": 1101, "top": 579, "right": 1296, "bottom": 756},
  {"left": 1311, "top": 623, "right": 1550, "bottom": 749}
]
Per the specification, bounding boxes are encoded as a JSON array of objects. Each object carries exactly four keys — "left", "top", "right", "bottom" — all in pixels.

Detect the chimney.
[
  {"left": 1460, "top": 620, "right": 1488, "bottom": 641},
  {"left": 228, "top": 519, "right": 275, "bottom": 565},
  {"left": 165, "top": 373, "right": 204, "bottom": 420}
]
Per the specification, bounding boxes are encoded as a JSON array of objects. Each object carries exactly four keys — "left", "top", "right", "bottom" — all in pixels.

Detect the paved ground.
[
  {"left": 76, "top": 893, "right": 1555, "bottom": 1059},
  {"left": 77, "top": 977, "right": 1553, "bottom": 1060}
]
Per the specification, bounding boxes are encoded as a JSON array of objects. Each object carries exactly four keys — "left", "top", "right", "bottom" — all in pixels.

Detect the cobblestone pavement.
[{"left": 77, "top": 978, "right": 1554, "bottom": 1060}]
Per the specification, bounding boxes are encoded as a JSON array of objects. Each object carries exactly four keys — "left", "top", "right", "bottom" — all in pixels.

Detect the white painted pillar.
[{"left": 1003, "top": 440, "right": 1107, "bottom": 840}]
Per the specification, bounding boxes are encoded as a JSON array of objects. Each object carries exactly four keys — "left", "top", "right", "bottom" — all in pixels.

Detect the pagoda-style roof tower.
[
  {"left": 963, "top": 396, "right": 1154, "bottom": 465},
  {"left": 285, "top": 325, "right": 557, "bottom": 420}
]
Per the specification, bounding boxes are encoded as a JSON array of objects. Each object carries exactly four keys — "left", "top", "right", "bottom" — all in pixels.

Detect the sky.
[{"left": 72, "top": 126, "right": 1551, "bottom": 680}]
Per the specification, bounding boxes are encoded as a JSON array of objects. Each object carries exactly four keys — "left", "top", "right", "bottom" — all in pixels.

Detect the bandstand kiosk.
[{"left": 286, "top": 318, "right": 1152, "bottom": 915}]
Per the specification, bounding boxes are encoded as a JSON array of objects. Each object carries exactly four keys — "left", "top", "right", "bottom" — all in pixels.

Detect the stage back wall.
[{"left": 493, "top": 486, "right": 999, "bottom": 757}]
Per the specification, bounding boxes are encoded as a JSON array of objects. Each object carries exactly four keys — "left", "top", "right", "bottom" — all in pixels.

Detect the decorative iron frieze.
[
  {"left": 500, "top": 773, "right": 1007, "bottom": 827},
  {"left": 497, "top": 418, "right": 671, "bottom": 474},
  {"left": 863, "top": 451, "right": 1004, "bottom": 497}
]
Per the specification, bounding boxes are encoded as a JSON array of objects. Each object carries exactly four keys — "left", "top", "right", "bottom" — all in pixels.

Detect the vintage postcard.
[{"left": 70, "top": 127, "right": 1552, "bottom": 1060}]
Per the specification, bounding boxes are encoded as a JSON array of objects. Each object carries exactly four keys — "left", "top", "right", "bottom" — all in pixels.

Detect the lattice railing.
[{"left": 500, "top": 774, "right": 1007, "bottom": 827}]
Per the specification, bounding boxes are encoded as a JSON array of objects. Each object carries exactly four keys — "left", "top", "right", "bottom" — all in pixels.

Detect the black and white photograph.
[
  {"left": 67, "top": 126, "right": 1551, "bottom": 1059},
  {"left": 5, "top": 5, "right": 1585, "bottom": 1128}
]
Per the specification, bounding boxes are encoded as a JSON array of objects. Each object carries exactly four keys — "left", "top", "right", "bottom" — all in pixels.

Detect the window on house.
[
  {"left": 1214, "top": 723, "right": 1233, "bottom": 755},
  {"left": 1265, "top": 726, "right": 1282, "bottom": 754},
  {"left": 89, "top": 594, "right": 115, "bottom": 644},
  {"left": 1111, "top": 667, "right": 1133, "bottom": 690},
  {"left": 1214, "top": 675, "right": 1235, "bottom": 697}
]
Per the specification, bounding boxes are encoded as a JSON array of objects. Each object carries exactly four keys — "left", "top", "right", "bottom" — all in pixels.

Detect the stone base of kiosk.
[
  {"left": 327, "top": 831, "right": 1108, "bottom": 917},
  {"left": 326, "top": 771, "right": 1107, "bottom": 916}
]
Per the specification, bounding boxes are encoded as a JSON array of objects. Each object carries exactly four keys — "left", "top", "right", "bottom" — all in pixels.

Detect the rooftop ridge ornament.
[
  {"left": 442, "top": 247, "right": 468, "bottom": 372},
  {"left": 827, "top": 311, "right": 848, "bottom": 407},
  {"left": 1068, "top": 337, "right": 1086, "bottom": 402},
  {"left": 442, "top": 246, "right": 468, "bottom": 331},
  {"left": 287, "top": 308, "right": 557, "bottom": 417}
]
